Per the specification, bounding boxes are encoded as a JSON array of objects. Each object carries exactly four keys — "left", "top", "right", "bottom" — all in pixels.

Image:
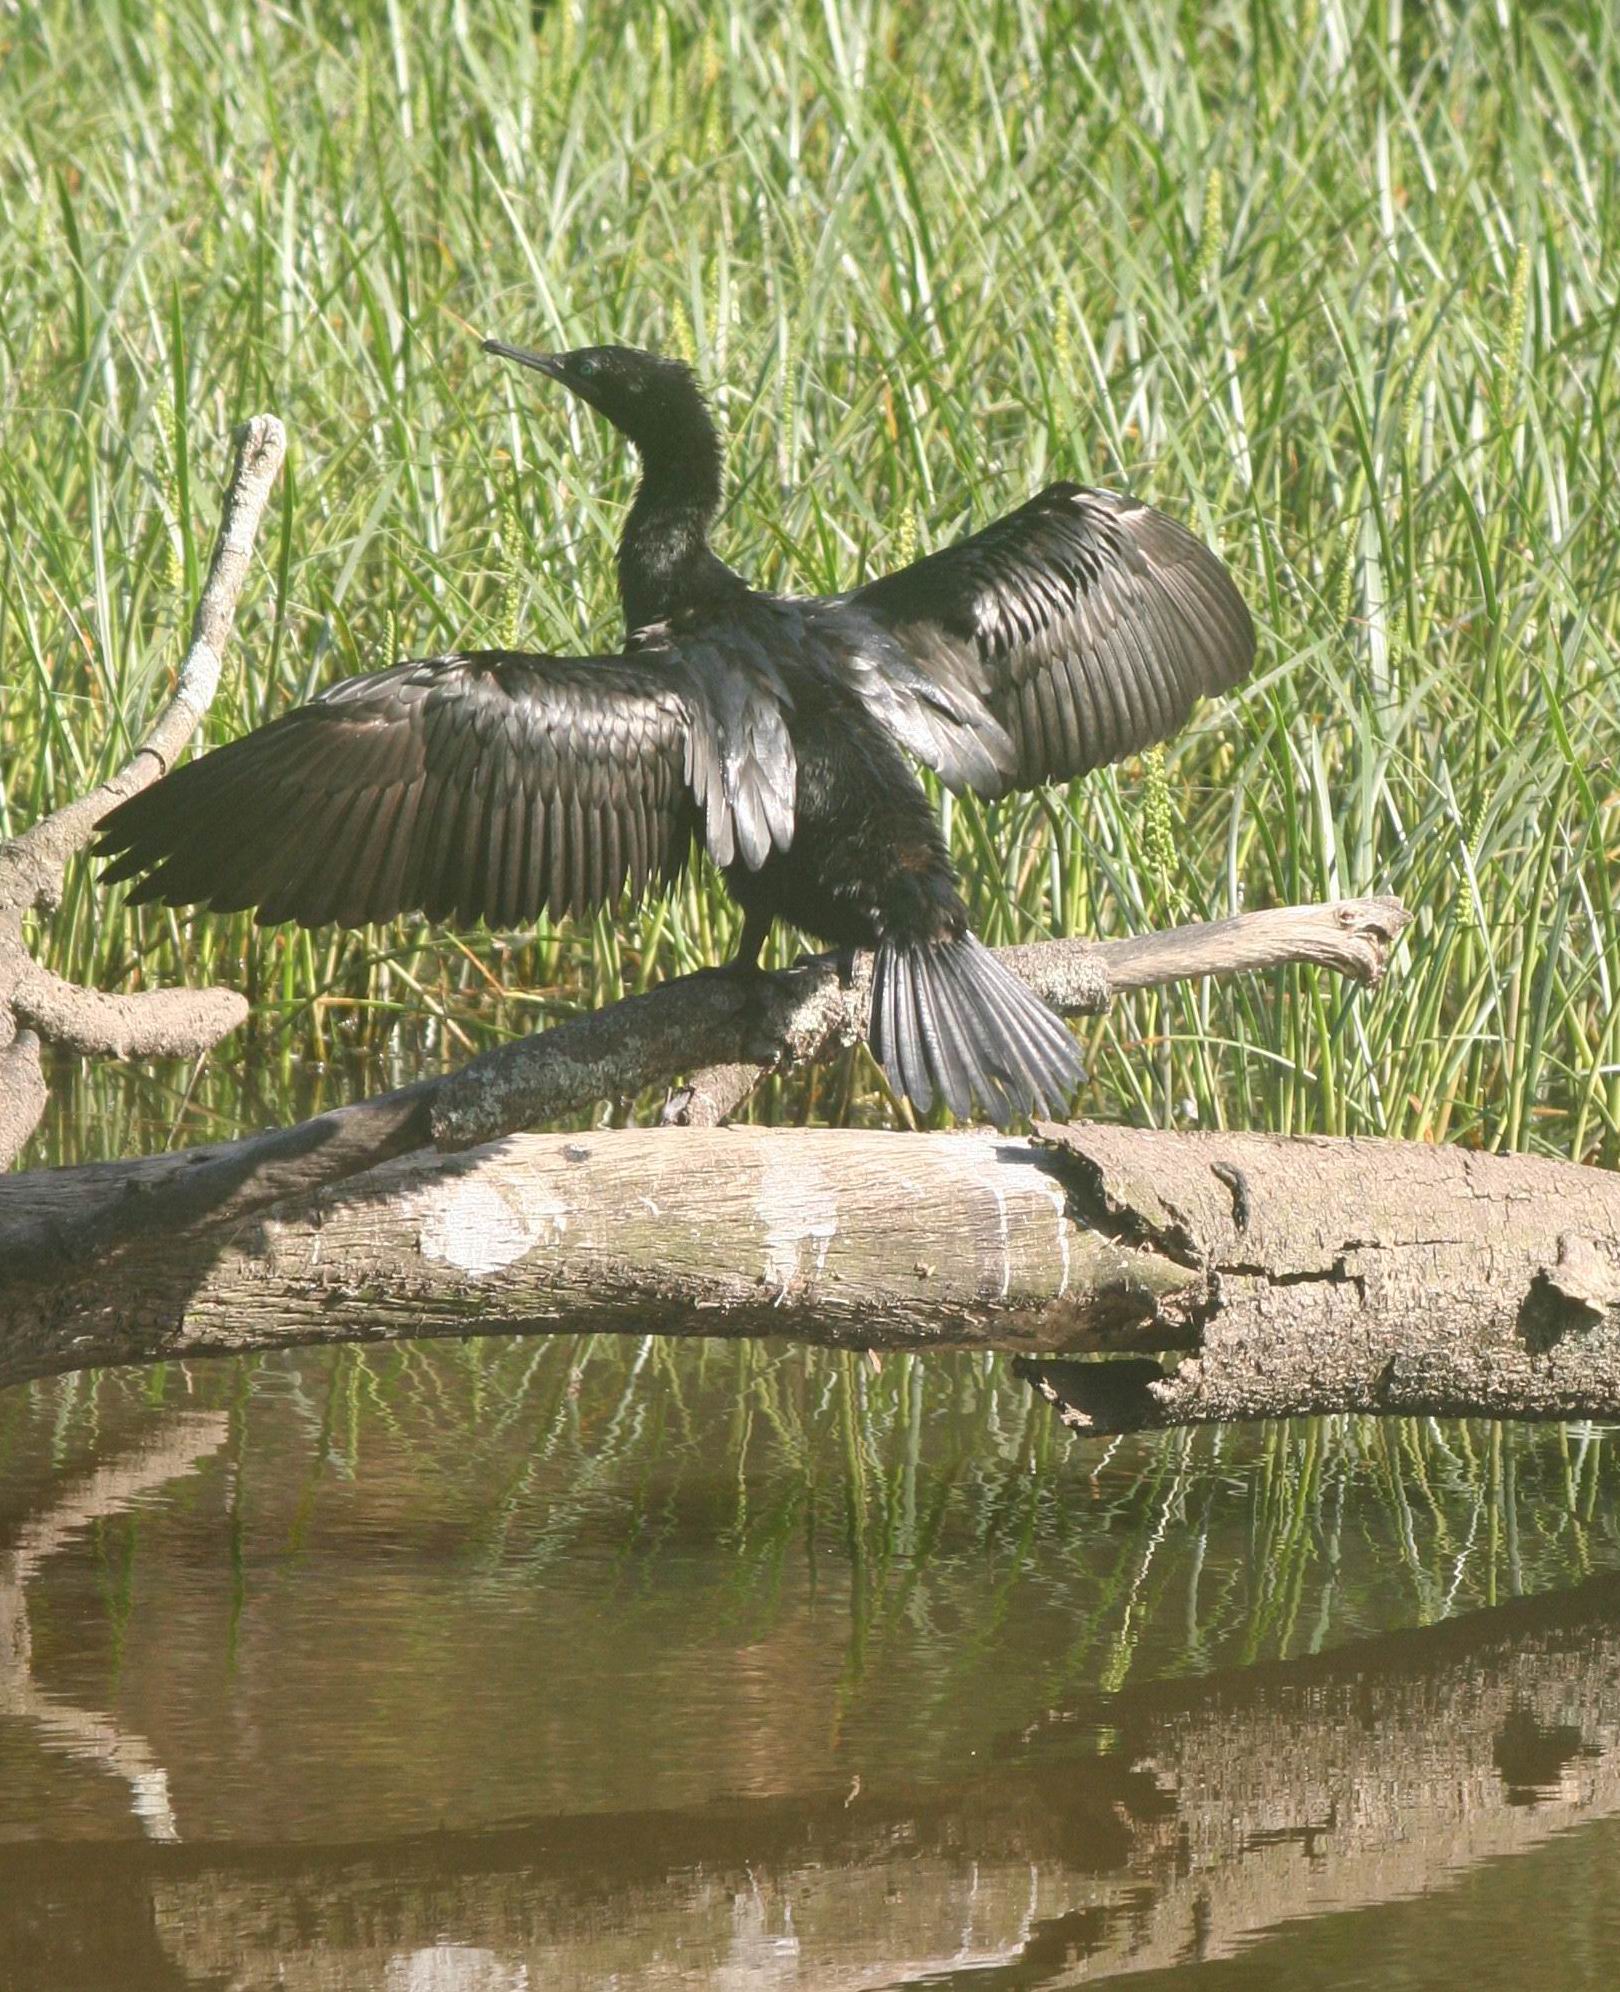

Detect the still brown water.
[
  {"left": 4, "top": 1327, "right": 1620, "bottom": 1989},
  {"left": 6, "top": 1048, "right": 1620, "bottom": 1986}
]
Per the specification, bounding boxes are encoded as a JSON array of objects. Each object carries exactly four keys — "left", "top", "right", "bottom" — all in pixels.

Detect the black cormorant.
[{"left": 97, "top": 342, "right": 1255, "bottom": 1126}]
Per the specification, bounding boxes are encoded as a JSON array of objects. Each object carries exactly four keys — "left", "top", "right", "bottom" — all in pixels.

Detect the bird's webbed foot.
[{"left": 784, "top": 944, "right": 858, "bottom": 986}]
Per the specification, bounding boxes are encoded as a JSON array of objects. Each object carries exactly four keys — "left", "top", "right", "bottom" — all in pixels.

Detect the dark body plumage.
[{"left": 98, "top": 341, "right": 1256, "bottom": 1125}]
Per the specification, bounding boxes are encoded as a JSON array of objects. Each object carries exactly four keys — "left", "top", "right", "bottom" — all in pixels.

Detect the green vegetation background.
[{"left": 2, "top": 0, "right": 1617, "bottom": 1162}]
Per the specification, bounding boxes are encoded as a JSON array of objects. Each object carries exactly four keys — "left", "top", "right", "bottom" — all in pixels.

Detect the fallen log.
[{"left": 4, "top": 1120, "right": 1619, "bottom": 1427}]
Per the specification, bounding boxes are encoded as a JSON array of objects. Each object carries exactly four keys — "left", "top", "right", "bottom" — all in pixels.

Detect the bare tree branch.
[
  {"left": 1, "top": 416, "right": 287, "bottom": 902},
  {"left": 0, "top": 1033, "right": 47, "bottom": 1170},
  {"left": 441, "top": 897, "right": 1412, "bottom": 1150},
  {"left": 1076, "top": 894, "right": 1410, "bottom": 992},
  {"left": 665, "top": 895, "right": 1413, "bottom": 1128},
  {"left": 11, "top": 963, "right": 248, "bottom": 1061},
  {"left": 0, "top": 416, "right": 283, "bottom": 1165}
]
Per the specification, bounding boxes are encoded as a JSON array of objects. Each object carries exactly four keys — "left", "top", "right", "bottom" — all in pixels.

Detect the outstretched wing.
[
  {"left": 96, "top": 649, "right": 712, "bottom": 930},
  {"left": 847, "top": 483, "right": 1254, "bottom": 794}
]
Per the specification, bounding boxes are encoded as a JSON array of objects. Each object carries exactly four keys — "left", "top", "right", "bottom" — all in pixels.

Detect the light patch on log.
[
  {"left": 1034, "top": 1166, "right": 1072, "bottom": 1297},
  {"left": 756, "top": 1145, "right": 839, "bottom": 1299},
  {"left": 416, "top": 1169, "right": 569, "bottom": 1278},
  {"left": 983, "top": 1164, "right": 1012, "bottom": 1298},
  {"left": 928, "top": 1131, "right": 1019, "bottom": 1301}
]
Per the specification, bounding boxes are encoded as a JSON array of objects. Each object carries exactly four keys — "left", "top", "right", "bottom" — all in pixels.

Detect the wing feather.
[
  {"left": 848, "top": 483, "right": 1253, "bottom": 792},
  {"left": 347, "top": 780, "right": 412, "bottom": 930},
  {"left": 95, "top": 648, "right": 713, "bottom": 931}
]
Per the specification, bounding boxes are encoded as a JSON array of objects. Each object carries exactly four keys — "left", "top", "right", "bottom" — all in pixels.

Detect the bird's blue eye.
[{"left": 574, "top": 356, "right": 599, "bottom": 379}]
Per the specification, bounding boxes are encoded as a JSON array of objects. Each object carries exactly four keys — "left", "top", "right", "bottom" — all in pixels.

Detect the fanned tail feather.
[{"left": 869, "top": 933, "right": 1085, "bottom": 1128}]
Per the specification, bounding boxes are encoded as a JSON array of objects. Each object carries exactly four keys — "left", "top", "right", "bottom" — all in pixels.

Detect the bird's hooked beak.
[{"left": 482, "top": 338, "right": 567, "bottom": 382}]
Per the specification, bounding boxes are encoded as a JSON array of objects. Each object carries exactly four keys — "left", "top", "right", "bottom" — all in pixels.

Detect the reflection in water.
[
  {"left": 2, "top": 1347, "right": 1619, "bottom": 1988},
  {"left": 0, "top": 1414, "right": 227, "bottom": 1843}
]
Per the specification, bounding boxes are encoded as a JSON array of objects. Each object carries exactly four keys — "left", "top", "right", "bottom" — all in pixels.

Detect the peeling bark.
[{"left": 1024, "top": 1120, "right": 1620, "bottom": 1428}]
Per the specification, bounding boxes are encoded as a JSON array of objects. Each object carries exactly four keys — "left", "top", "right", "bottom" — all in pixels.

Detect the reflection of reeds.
[
  {"left": 6, "top": 1353, "right": 1620, "bottom": 1979},
  {"left": 9, "top": 1350, "right": 1618, "bottom": 1707},
  {"left": 12, "top": 1541, "right": 1620, "bottom": 1987}
]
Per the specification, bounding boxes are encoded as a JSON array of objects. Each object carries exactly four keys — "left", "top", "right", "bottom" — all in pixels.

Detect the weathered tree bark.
[{"left": 4, "top": 1120, "right": 1620, "bottom": 1429}]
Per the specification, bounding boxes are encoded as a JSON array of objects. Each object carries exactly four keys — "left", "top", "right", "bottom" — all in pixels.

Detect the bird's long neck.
[{"left": 618, "top": 426, "right": 740, "bottom": 635}]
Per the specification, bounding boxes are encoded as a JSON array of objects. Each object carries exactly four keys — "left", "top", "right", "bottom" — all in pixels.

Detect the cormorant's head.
[{"left": 483, "top": 338, "right": 716, "bottom": 465}]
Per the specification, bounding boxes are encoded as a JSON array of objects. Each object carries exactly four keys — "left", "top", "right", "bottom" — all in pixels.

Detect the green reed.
[{"left": 2, "top": 0, "right": 1618, "bottom": 1164}]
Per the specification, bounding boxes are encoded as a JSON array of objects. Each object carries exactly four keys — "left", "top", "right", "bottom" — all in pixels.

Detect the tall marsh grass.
[{"left": 2, "top": 0, "right": 1618, "bottom": 1160}]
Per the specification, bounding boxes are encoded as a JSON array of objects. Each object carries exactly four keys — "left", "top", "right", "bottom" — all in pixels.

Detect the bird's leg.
[
  {"left": 725, "top": 904, "right": 773, "bottom": 975},
  {"left": 683, "top": 906, "right": 805, "bottom": 1068},
  {"left": 705, "top": 907, "right": 841, "bottom": 1002},
  {"left": 690, "top": 905, "right": 786, "bottom": 992},
  {"left": 691, "top": 904, "right": 776, "bottom": 981}
]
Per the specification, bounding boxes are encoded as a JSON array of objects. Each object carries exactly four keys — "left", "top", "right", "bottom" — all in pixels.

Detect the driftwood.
[
  {"left": 7, "top": 1414, "right": 1620, "bottom": 1981},
  {"left": 5, "top": 410, "right": 1618, "bottom": 1432}
]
